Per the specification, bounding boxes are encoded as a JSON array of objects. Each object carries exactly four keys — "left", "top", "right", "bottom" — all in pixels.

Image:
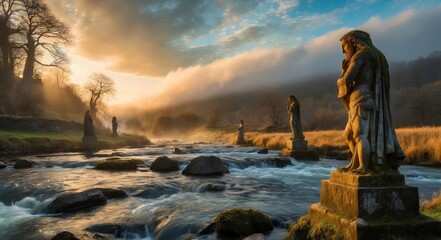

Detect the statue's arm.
[{"left": 340, "top": 58, "right": 364, "bottom": 86}]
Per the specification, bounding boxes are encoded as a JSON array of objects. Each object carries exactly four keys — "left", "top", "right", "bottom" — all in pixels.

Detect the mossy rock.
[
  {"left": 96, "top": 158, "right": 140, "bottom": 170},
  {"left": 286, "top": 215, "right": 344, "bottom": 240},
  {"left": 214, "top": 208, "right": 273, "bottom": 238}
]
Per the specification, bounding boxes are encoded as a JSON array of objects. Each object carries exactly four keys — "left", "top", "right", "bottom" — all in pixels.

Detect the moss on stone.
[
  {"left": 214, "top": 208, "right": 273, "bottom": 238},
  {"left": 285, "top": 215, "right": 344, "bottom": 240}
]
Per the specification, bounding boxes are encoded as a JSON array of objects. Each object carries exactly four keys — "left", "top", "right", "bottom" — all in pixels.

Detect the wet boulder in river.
[
  {"left": 14, "top": 159, "right": 34, "bottom": 168},
  {"left": 46, "top": 189, "right": 107, "bottom": 213},
  {"left": 182, "top": 156, "right": 229, "bottom": 176},
  {"left": 51, "top": 231, "right": 81, "bottom": 240},
  {"left": 150, "top": 156, "right": 179, "bottom": 172},
  {"left": 0, "top": 161, "right": 6, "bottom": 169},
  {"left": 95, "top": 158, "right": 140, "bottom": 170},
  {"left": 214, "top": 208, "right": 273, "bottom": 238}
]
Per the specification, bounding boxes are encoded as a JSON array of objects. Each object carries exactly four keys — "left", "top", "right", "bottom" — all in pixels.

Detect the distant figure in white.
[{"left": 287, "top": 95, "right": 304, "bottom": 140}]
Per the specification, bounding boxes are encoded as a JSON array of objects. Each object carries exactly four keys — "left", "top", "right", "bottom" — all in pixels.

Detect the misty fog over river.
[{"left": 1, "top": 141, "right": 440, "bottom": 240}]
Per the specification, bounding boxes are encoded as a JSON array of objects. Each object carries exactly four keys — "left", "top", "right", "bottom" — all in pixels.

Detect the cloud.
[{"left": 146, "top": 6, "right": 441, "bottom": 108}]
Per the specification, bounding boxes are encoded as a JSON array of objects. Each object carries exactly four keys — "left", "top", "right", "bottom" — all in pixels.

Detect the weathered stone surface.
[
  {"left": 308, "top": 203, "right": 441, "bottom": 240},
  {"left": 214, "top": 208, "right": 273, "bottom": 238},
  {"left": 51, "top": 231, "right": 80, "bottom": 240},
  {"left": 96, "top": 158, "right": 138, "bottom": 170},
  {"left": 0, "top": 161, "right": 7, "bottom": 169},
  {"left": 282, "top": 149, "right": 319, "bottom": 161},
  {"left": 46, "top": 189, "right": 107, "bottom": 213},
  {"left": 96, "top": 188, "right": 128, "bottom": 199},
  {"left": 286, "top": 139, "right": 308, "bottom": 151},
  {"left": 330, "top": 171, "right": 405, "bottom": 187},
  {"left": 274, "top": 157, "right": 292, "bottom": 168},
  {"left": 320, "top": 180, "right": 419, "bottom": 219},
  {"left": 257, "top": 148, "right": 268, "bottom": 154},
  {"left": 14, "top": 159, "right": 34, "bottom": 168},
  {"left": 182, "top": 156, "right": 229, "bottom": 176},
  {"left": 150, "top": 156, "right": 179, "bottom": 172}
]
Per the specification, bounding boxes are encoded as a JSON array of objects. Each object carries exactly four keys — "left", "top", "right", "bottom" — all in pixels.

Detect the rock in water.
[
  {"left": 257, "top": 148, "right": 269, "bottom": 154},
  {"left": 214, "top": 208, "right": 273, "bottom": 238},
  {"left": 150, "top": 156, "right": 179, "bottom": 172},
  {"left": 14, "top": 159, "right": 34, "bottom": 168},
  {"left": 96, "top": 188, "right": 128, "bottom": 199},
  {"left": 95, "top": 158, "right": 139, "bottom": 170},
  {"left": 182, "top": 156, "right": 229, "bottom": 176},
  {"left": 173, "top": 147, "right": 184, "bottom": 154},
  {"left": 0, "top": 161, "right": 7, "bottom": 169},
  {"left": 51, "top": 231, "right": 80, "bottom": 240},
  {"left": 46, "top": 189, "right": 107, "bottom": 213}
]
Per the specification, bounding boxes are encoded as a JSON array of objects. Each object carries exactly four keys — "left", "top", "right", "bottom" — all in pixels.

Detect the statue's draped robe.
[{"left": 367, "top": 45, "right": 405, "bottom": 170}]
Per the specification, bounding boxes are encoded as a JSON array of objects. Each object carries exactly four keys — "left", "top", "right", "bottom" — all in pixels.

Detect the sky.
[{"left": 44, "top": 0, "right": 441, "bottom": 107}]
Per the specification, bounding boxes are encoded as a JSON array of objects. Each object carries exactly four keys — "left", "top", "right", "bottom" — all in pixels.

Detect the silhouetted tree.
[
  {"left": 18, "top": 0, "right": 71, "bottom": 96},
  {"left": 261, "top": 91, "right": 284, "bottom": 127},
  {"left": 83, "top": 73, "right": 115, "bottom": 119},
  {"left": 0, "top": 0, "right": 22, "bottom": 113}
]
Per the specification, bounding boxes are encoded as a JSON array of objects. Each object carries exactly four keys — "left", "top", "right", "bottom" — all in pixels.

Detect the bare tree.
[
  {"left": 0, "top": 0, "right": 22, "bottom": 112},
  {"left": 83, "top": 73, "right": 115, "bottom": 119},
  {"left": 18, "top": 0, "right": 71, "bottom": 95},
  {"left": 261, "top": 91, "right": 284, "bottom": 127}
]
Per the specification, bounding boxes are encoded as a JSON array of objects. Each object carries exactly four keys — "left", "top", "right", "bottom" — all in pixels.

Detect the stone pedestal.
[
  {"left": 82, "top": 136, "right": 98, "bottom": 151},
  {"left": 282, "top": 139, "right": 319, "bottom": 160},
  {"left": 307, "top": 171, "right": 441, "bottom": 239}
]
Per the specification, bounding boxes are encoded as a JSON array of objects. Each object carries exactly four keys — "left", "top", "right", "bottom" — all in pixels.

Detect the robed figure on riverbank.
[{"left": 337, "top": 30, "right": 405, "bottom": 173}]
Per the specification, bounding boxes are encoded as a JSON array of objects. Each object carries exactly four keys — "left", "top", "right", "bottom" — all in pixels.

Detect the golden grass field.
[{"left": 189, "top": 126, "right": 441, "bottom": 166}]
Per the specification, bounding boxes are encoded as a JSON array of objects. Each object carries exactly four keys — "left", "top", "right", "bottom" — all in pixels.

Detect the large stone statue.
[
  {"left": 112, "top": 116, "right": 118, "bottom": 137},
  {"left": 82, "top": 110, "right": 97, "bottom": 150},
  {"left": 236, "top": 119, "right": 245, "bottom": 144},
  {"left": 337, "top": 30, "right": 405, "bottom": 174},
  {"left": 287, "top": 95, "right": 304, "bottom": 140},
  {"left": 287, "top": 30, "right": 440, "bottom": 240}
]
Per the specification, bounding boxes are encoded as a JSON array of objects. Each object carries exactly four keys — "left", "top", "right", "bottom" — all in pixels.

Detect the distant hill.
[{"left": 124, "top": 51, "right": 441, "bottom": 136}]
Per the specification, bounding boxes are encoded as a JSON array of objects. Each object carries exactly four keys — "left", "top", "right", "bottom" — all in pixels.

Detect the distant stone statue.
[
  {"left": 287, "top": 95, "right": 304, "bottom": 140},
  {"left": 237, "top": 119, "right": 245, "bottom": 144},
  {"left": 282, "top": 96, "right": 319, "bottom": 160},
  {"left": 82, "top": 110, "right": 97, "bottom": 150},
  {"left": 112, "top": 116, "right": 118, "bottom": 137},
  {"left": 337, "top": 30, "right": 405, "bottom": 174}
]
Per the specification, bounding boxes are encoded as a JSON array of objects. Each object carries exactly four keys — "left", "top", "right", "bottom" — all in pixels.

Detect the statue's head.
[
  {"left": 340, "top": 30, "right": 371, "bottom": 61},
  {"left": 288, "top": 95, "right": 297, "bottom": 102}
]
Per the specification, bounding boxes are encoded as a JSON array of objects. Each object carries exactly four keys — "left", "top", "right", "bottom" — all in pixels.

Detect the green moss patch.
[{"left": 214, "top": 208, "right": 273, "bottom": 238}]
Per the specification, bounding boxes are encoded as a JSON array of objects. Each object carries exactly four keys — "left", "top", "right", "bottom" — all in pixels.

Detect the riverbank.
[
  {"left": 0, "top": 116, "right": 150, "bottom": 156},
  {"left": 188, "top": 126, "right": 441, "bottom": 167}
]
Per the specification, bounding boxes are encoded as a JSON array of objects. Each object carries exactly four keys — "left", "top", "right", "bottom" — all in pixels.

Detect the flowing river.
[{"left": 1, "top": 141, "right": 440, "bottom": 240}]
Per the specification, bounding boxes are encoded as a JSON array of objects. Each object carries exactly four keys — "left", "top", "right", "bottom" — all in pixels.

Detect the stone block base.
[
  {"left": 286, "top": 139, "right": 308, "bottom": 151},
  {"left": 82, "top": 136, "right": 98, "bottom": 151},
  {"left": 309, "top": 203, "right": 441, "bottom": 240},
  {"left": 320, "top": 179, "right": 419, "bottom": 219},
  {"left": 282, "top": 148, "right": 319, "bottom": 160}
]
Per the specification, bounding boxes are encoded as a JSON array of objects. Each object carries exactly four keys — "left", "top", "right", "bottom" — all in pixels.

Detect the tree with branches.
[
  {"left": 261, "top": 91, "right": 284, "bottom": 127},
  {"left": 18, "top": 0, "right": 71, "bottom": 95},
  {"left": 83, "top": 73, "right": 115, "bottom": 119}
]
